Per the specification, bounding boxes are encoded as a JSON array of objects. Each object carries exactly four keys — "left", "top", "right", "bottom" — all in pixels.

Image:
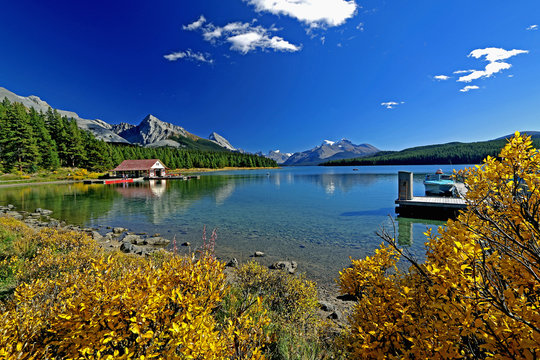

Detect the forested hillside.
[
  {"left": 0, "top": 98, "right": 276, "bottom": 173},
  {"left": 321, "top": 137, "right": 540, "bottom": 166}
]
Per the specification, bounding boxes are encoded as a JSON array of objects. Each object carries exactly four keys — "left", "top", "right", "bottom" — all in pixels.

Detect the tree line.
[
  {"left": 321, "top": 138, "right": 540, "bottom": 166},
  {"left": 0, "top": 98, "right": 276, "bottom": 173}
]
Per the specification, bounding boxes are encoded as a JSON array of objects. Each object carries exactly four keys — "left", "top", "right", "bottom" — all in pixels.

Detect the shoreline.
[
  {"left": 0, "top": 204, "right": 353, "bottom": 325},
  {"left": 0, "top": 166, "right": 280, "bottom": 187},
  {"left": 0, "top": 180, "right": 82, "bottom": 188}
]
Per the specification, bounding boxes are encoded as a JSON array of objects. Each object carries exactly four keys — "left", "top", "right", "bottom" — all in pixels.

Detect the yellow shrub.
[
  {"left": 339, "top": 132, "right": 540, "bottom": 359},
  {"left": 68, "top": 168, "right": 89, "bottom": 180},
  {"left": 0, "top": 219, "right": 271, "bottom": 359}
]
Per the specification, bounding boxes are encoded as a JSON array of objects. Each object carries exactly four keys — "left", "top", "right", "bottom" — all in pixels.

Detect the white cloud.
[
  {"left": 227, "top": 31, "right": 299, "bottom": 54},
  {"left": 183, "top": 15, "right": 206, "bottom": 31},
  {"left": 244, "top": 0, "right": 358, "bottom": 28},
  {"left": 457, "top": 47, "right": 528, "bottom": 83},
  {"left": 459, "top": 85, "right": 479, "bottom": 92},
  {"left": 356, "top": 22, "right": 364, "bottom": 31},
  {"left": 163, "top": 49, "right": 213, "bottom": 63},
  {"left": 185, "top": 17, "right": 301, "bottom": 54},
  {"left": 468, "top": 48, "right": 528, "bottom": 63},
  {"left": 526, "top": 24, "right": 538, "bottom": 31},
  {"left": 381, "top": 101, "right": 404, "bottom": 109},
  {"left": 453, "top": 69, "right": 475, "bottom": 74},
  {"left": 434, "top": 75, "right": 450, "bottom": 81}
]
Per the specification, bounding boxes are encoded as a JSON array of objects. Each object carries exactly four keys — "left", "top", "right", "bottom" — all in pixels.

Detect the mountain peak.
[
  {"left": 283, "top": 140, "right": 380, "bottom": 166},
  {"left": 208, "top": 132, "right": 236, "bottom": 151},
  {"left": 141, "top": 114, "right": 161, "bottom": 124}
]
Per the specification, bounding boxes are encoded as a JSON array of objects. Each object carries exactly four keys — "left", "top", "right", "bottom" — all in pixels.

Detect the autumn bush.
[
  {"left": 339, "top": 132, "right": 540, "bottom": 359},
  {"left": 0, "top": 220, "right": 272, "bottom": 359}
]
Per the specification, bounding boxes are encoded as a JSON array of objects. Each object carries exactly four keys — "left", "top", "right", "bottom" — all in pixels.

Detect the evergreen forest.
[
  {"left": 321, "top": 137, "right": 540, "bottom": 166},
  {"left": 0, "top": 98, "right": 277, "bottom": 173}
]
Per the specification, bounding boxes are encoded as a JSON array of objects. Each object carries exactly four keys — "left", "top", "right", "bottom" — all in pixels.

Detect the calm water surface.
[{"left": 0, "top": 165, "right": 472, "bottom": 286}]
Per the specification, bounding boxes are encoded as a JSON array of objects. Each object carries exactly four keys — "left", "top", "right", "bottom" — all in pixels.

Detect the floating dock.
[
  {"left": 145, "top": 175, "right": 200, "bottom": 180},
  {"left": 395, "top": 171, "right": 467, "bottom": 220},
  {"left": 83, "top": 175, "right": 200, "bottom": 184}
]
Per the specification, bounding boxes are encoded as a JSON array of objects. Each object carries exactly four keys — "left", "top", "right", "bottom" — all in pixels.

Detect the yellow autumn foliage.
[
  {"left": 339, "top": 132, "right": 540, "bottom": 359},
  {"left": 0, "top": 219, "right": 271, "bottom": 359}
]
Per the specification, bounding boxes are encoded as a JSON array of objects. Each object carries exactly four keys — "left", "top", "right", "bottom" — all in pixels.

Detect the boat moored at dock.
[{"left": 423, "top": 169, "right": 455, "bottom": 195}]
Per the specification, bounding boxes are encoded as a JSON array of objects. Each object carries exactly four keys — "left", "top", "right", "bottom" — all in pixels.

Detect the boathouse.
[{"left": 112, "top": 159, "right": 167, "bottom": 178}]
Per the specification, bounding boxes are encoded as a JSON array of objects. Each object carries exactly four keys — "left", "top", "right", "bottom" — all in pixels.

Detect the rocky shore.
[{"left": 0, "top": 204, "right": 354, "bottom": 326}]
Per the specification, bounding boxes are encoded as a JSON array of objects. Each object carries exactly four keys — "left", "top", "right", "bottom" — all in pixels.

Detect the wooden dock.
[
  {"left": 395, "top": 171, "right": 467, "bottom": 220},
  {"left": 83, "top": 175, "right": 200, "bottom": 184},
  {"left": 145, "top": 175, "right": 200, "bottom": 180}
]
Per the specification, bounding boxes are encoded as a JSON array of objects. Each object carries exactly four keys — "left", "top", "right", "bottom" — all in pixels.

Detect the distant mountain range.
[
  {"left": 282, "top": 139, "right": 379, "bottom": 166},
  {"left": 262, "top": 150, "right": 293, "bottom": 164},
  {"left": 322, "top": 133, "right": 540, "bottom": 166},
  {"left": 0, "top": 86, "right": 237, "bottom": 152},
  {"left": 259, "top": 139, "right": 380, "bottom": 166}
]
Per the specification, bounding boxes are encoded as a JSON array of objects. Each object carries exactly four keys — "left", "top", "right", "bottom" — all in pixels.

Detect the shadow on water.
[{"left": 340, "top": 207, "right": 396, "bottom": 217}]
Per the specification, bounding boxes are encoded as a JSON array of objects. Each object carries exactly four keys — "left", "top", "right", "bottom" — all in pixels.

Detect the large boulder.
[
  {"left": 270, "top": 261, "right": 298, "bottom": 274},
  {"left": 123, "top": 234, "right": 145, "bottom": 245}
]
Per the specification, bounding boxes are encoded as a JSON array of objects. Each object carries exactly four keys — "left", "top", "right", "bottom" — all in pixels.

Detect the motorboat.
[{"left": 423, "top": 169, "right": 455, "bottom": 195}]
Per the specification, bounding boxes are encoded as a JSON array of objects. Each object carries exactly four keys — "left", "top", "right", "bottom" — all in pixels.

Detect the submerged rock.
[
  {"left": 113, "top": 227, "right": 127, "bottom": 234},
  {"left": 145, "top": 237, "right": 170, "bottom": 246}
]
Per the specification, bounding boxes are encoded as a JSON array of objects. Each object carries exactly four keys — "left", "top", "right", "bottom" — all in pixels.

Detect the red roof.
[{"left": 112, "top": 159, "right": 165, "bottom": 171}]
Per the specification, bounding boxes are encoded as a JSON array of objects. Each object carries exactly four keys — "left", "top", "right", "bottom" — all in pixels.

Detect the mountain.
[
  {"left": 208, "top": 132, "right": 236, "bottom": 151},
  {"left": 266, "top": 150, "right": 292, "bottom": 164},
  {"left": 116, "top": 114, "right": 189, "bottom": 145},
  {"left": 322, "top": 135, "right": 540, "bottom": 166},
  {"left": 0, "top": 87, "right": 129, "bottom": 143},
  {"left": 0, "top": 86, "right": 236, "bottom": 152},
  {"left": 283, "top": 139, "right": 380, "bottom": 166},
  {"left": 496, "top": 131, "right": 540, "bottom": 140},
  {"left": 110, "top": 122, "right": 136, "bottom": 134}
]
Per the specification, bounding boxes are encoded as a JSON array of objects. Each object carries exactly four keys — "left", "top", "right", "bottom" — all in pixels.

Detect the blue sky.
[{"left": 0, "top": 0, "right": 539, "bottom": 153}]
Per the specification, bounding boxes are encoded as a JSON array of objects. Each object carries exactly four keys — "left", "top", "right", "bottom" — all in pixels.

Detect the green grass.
[{"left": 0, "top": 168, "right": 104, "bottom": 184}]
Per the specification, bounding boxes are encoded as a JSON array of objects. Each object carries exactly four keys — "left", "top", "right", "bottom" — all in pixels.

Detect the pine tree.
[{"left": 29, "top": 108, "right": 60, "bottom": 170}]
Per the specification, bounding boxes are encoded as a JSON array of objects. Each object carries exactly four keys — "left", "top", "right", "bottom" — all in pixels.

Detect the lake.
[{"left": 0, "top": 165, "right": 472, "bottom": 286}]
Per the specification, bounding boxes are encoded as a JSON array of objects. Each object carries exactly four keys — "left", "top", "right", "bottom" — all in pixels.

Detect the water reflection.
[
  {"left": 260, "top": 172, "right": 384, "bottom": 193},
  {"left": 396, "top": 217, "right": 445, "bottom": 246}
]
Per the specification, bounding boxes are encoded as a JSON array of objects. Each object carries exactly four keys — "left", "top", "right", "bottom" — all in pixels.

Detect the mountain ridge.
[
  {"left": 282, "top": 139, "right": 380, "bottom": 166},
  {"left": 0, "top": 86, "right": 235, "bottom": 152}
]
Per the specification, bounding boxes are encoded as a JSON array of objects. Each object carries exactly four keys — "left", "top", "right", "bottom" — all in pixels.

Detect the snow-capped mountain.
[
  {"left": 283, "top": 139, "right": 379, "bottom": 166},
  {"left": 266, "top": 150, "right": 293, "bottom": 164}
]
